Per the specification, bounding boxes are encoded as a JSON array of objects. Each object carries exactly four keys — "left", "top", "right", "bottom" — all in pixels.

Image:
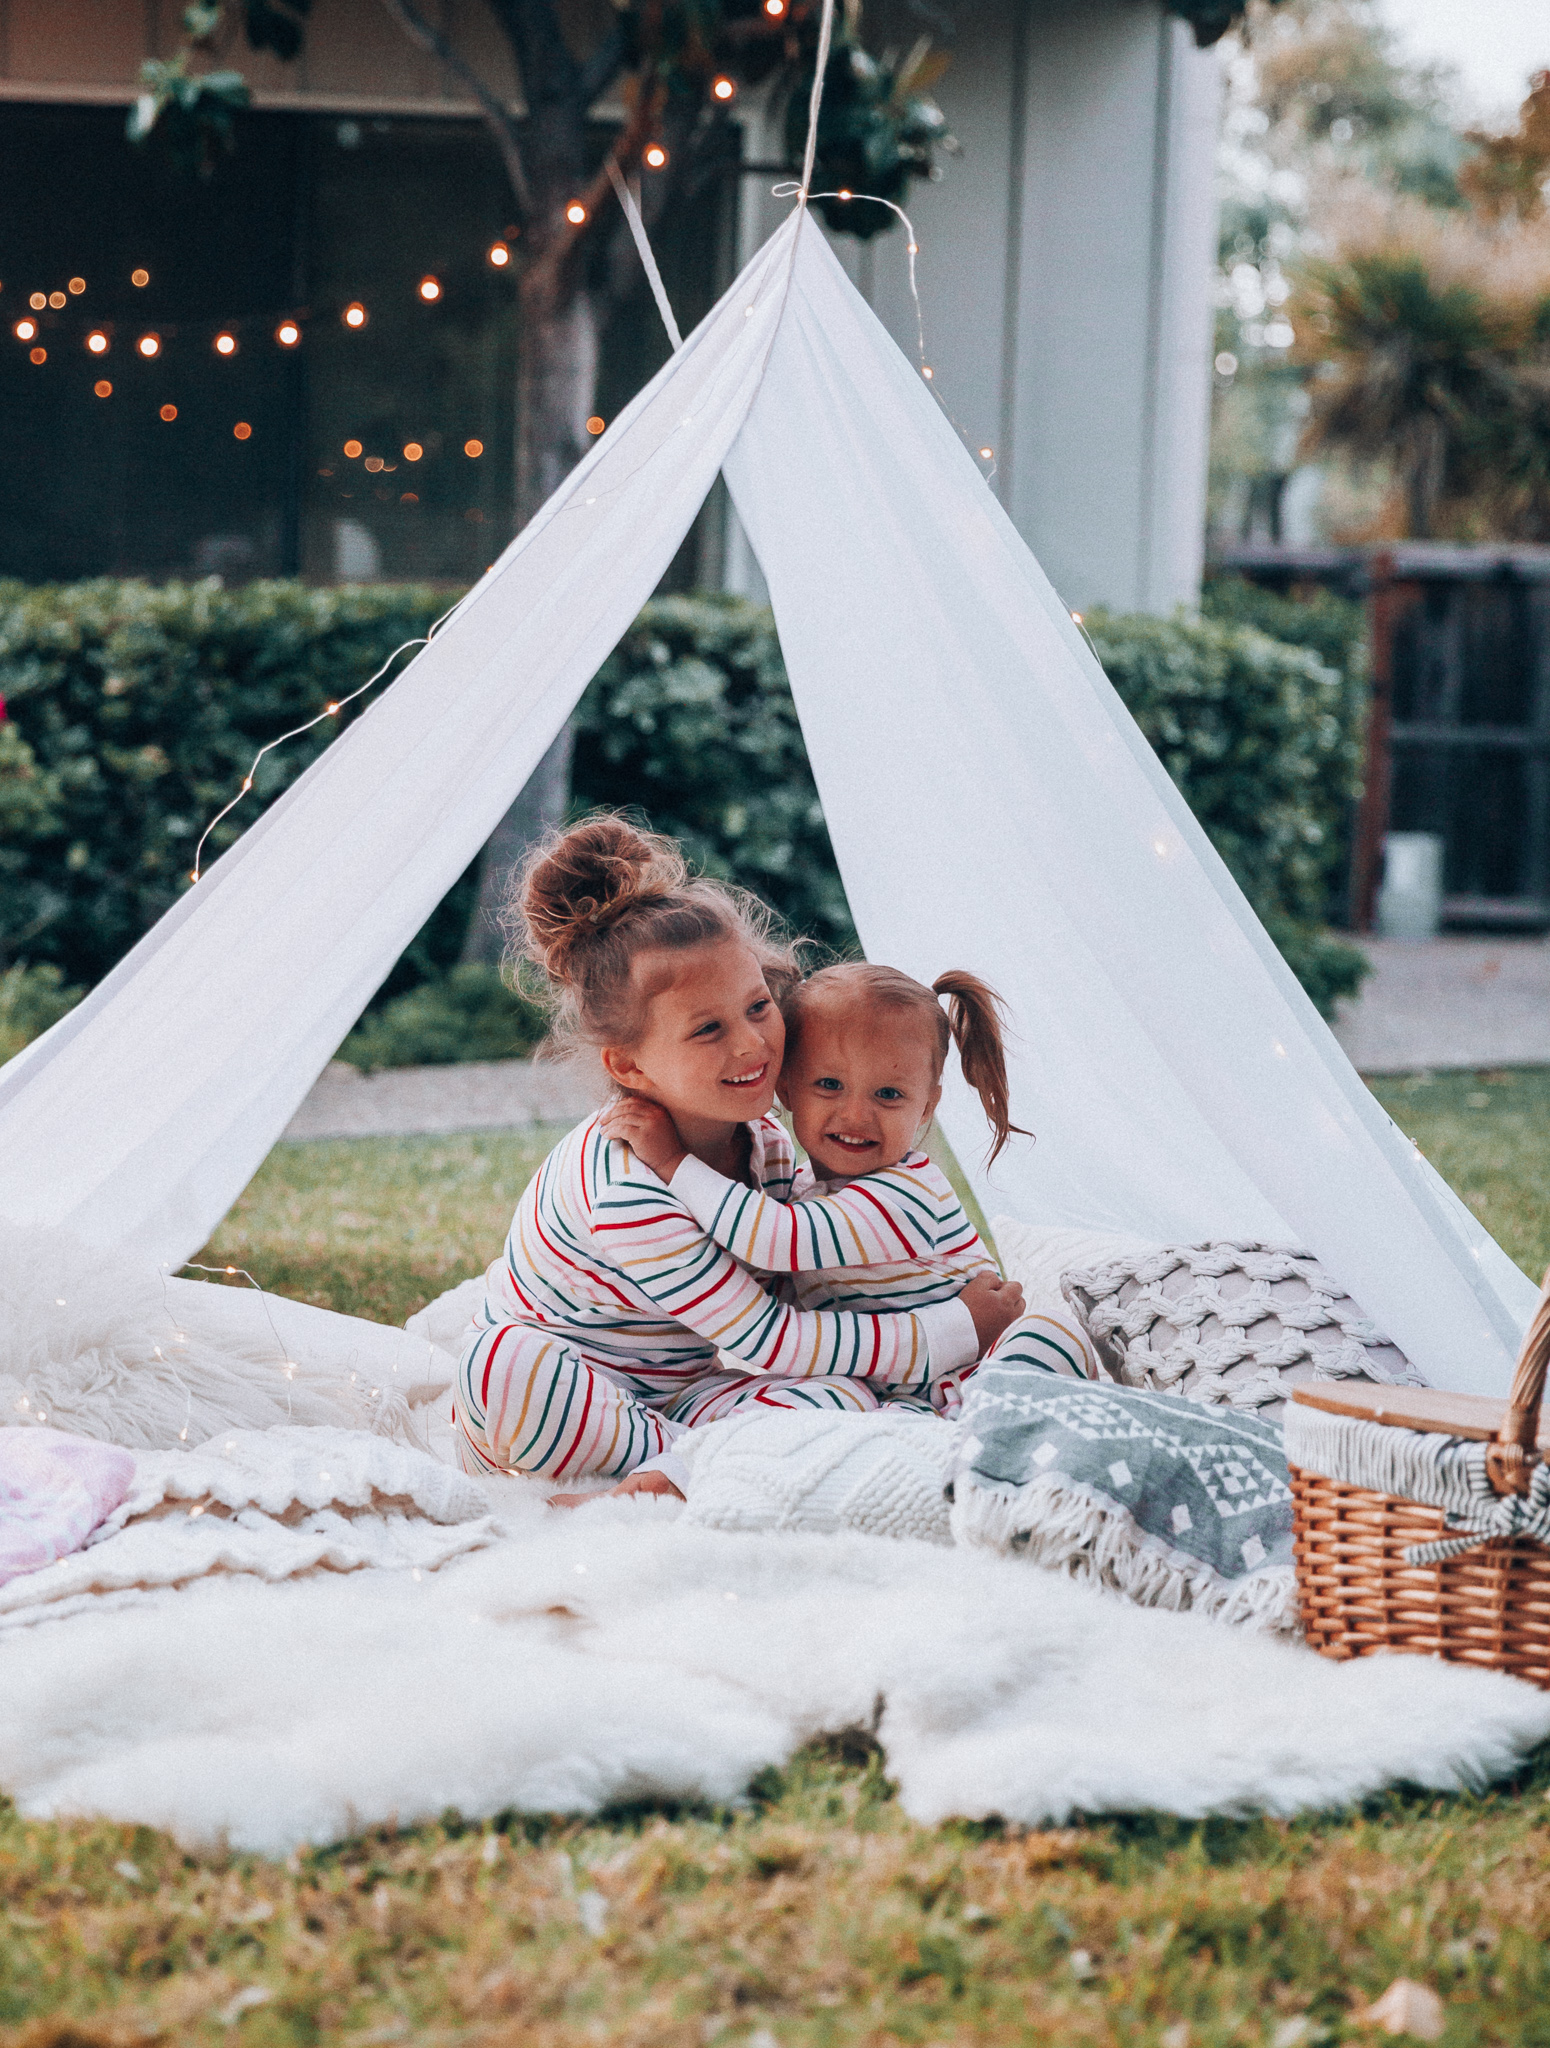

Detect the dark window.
[{"left": 0, "top": 101, "right": 731, "bottom": 587}]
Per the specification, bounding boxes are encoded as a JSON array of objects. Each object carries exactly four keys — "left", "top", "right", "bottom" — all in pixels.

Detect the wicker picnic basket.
[{"left": 1286, "top": 1267, "right": 1550, "bottom": 1689}]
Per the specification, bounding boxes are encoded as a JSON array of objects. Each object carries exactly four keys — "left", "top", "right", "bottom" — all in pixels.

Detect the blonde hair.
[
  {"left": 783, "top": 962, "right": 1030, "bottom": 1163},
  {"left": 508, "top": 813, "right": 799, "bottom": 1049}
]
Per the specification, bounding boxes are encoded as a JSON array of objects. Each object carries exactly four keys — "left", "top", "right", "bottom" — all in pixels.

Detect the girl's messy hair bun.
[
  {"left": 505, "top": 811, "right": 799, "bottom": 1052},
  {"left": 518, "top": 815, "right": 688, "bottom": 982}
]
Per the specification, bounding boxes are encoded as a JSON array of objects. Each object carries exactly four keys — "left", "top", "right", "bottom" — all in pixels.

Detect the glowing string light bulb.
[
  {"left": 765, "top": 0, "right": 786, "bottom": 14},
  {"left": 214, "top": 332, "right": 237, "bottom": 355},
  {"left": 87, "top": 331, "right": 109, "bottom": 354},
  {"left": 418, "top": 275, "right": 441, "bottom": 301},
  {"left": 14, "top": 318, "right": 36, "bottom": 341},
  {"left": 138, "top": 333, "right": 160, "bottom": 357},
  {"left": 276, "top": 320, "right": 301, "bottom": 346},
  {"left": 488, "top": 241, "right": 510, "bottom": 266},
  {"left": 643, "top": 143, "right": 668, "bottom": 169},
  {"left": 565, "top": 201, "right": 587, "bottom": 225},
  {"left": 343, "top": 301, "right": 368, "bottom": 328}
]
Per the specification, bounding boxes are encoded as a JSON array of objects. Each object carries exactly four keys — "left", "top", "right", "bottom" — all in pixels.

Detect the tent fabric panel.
[
  {"left": 0, "top": 223, "right": 800, "bottom": 1265},
  {"left": 725, "top": 224, "right": 1533, "bottom": 1394}
]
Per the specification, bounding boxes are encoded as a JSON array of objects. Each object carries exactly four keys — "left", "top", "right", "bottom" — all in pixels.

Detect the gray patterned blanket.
[{"left": 949, "top": 1362, "right": 1299, "bottom": 1632}]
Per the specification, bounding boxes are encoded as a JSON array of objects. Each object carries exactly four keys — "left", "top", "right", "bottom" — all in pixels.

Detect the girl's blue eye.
[
  {"left": 815, "top": 1076, "right": 842, "bottom": 1092},
  {"left": 876, "top": 1087, "right": 904, "bottom": 1102}
]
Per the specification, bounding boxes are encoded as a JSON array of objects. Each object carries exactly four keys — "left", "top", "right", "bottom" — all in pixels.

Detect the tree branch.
[
  {"left": 374, "top": 0, "right": 533, "bottom": 216},
  {"left": 484, "top": 0, "right": 581, "bottom": 109},
  {"left": 578, "top": 18, "right": 629, "bottom": 110}
]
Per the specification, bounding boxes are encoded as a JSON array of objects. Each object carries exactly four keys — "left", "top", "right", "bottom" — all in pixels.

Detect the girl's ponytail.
[
  {"left": 931, "top": 971, "right": 1031, "bottom": 1164},
  {"left": 785, "top": 961, "right": 1032, "bottom": 1164}
]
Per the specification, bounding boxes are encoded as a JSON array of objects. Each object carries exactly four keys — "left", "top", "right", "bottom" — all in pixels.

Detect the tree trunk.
[{"left": 459, "top": 720, "right": 576, "bottom": 963}]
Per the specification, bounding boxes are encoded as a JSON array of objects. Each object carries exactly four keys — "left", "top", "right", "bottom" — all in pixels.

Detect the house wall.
[
  {"left": 0, "top": 0, "right": 616, "bottom": 112},
  {"left": 733, "top": 0, "right": 1220, "bottom": 616}
]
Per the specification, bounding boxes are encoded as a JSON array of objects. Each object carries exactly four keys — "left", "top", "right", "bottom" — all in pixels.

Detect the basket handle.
[{"left": 1487, "top": 1263, "right": 1550, "bottom": 1497}]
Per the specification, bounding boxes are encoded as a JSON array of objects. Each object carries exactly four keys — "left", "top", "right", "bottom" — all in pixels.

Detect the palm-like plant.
[{"left": 1295, "top": 252, "right": 1516, "bottom": 536}]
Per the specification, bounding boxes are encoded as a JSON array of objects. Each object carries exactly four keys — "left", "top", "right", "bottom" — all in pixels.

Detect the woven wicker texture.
[
  {"left": 1062, "top": 1242, "right": 1423, "bottom": 1419},
  {"left": 1290, "top": 1467, "right": 1550, "bottom": 1688}
]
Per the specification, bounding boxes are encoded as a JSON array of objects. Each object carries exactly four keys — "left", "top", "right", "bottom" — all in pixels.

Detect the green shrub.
[
  {"left": 0, "top": 961, "right": 83, "bottom": 1067},
  {"left": 0, "top": 579, "right": 449, "bottom": 987},
  {"left": 570, "top": 595, "right": 857, "bottom": 953},
  {"left": 337, "top": 963, "right": 547, "bottom": 1073},
  {"left": 1200, "top": 574, "right": 1368, "bottom": 702},
  {"left": 1085, "top": 606, "right": 1370, "bottom": 1016},
  {"left": 0, "top": 583, "right": 1370, "bottom": 1062}
]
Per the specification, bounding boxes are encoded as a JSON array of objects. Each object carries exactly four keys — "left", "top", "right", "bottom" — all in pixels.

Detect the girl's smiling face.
[
  {"left": 600, "top": 937, "right": 785, "bottom": 1130},
  {"left": 779, "top": 995, "right": 942, "bottom": 1180}
]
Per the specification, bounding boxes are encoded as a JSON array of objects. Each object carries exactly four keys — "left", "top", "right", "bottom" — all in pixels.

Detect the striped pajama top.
[
  {"left": 471, "top": 1114, "right": 974, "bottom": 1408},
  {"left": 669, "top": 1148, "right": 997, "bottom": 1315}
]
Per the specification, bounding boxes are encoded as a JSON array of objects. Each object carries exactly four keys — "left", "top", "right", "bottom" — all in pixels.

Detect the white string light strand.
[
  {"left": 189, "top": 598, "right": 463, "bottom": 882},
  {"left": 769, "top": 183, "right": 998, "bottom": 479}
]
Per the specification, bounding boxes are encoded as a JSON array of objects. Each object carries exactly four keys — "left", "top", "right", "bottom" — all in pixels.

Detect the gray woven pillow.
[{"left": 1060, "top": 1241, "right": 1426, "bottom": 1418}]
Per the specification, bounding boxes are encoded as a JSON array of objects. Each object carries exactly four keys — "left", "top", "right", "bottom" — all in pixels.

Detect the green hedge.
[
  {"left": 570, "top": 595, "right": 856, "bottom": 952},
  {"left": 0, "top": 579, "right": 451, "bottom": 989},
  {"left": 0, "top": 581, "right": 1369, "bottom": 1072},
  {"left": 1083, "top": 605, "right": 1368, "bottom": 1015}
]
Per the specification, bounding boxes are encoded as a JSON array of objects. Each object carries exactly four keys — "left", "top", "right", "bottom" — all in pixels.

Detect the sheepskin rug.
[
  {"left": 1, "top": 1228, "right": 454, "bottom": 1449},
  {"left": 3, "top": 1479, "right": 1547, "bottom": 1859}
]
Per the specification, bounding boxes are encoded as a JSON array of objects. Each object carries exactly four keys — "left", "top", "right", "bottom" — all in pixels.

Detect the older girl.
[{"left": 454, "top": 816, "right": 1023, "bottom": 1489}]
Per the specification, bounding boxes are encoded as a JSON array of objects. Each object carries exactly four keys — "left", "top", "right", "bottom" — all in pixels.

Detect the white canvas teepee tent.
[{"left": 0, "top": 212, "right": 1535, "bottom": 1394}]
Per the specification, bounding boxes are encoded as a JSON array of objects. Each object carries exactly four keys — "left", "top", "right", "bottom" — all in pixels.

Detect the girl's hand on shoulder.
[{"left": 599, "top": 1096, "right": 688, "bottom": 1183}]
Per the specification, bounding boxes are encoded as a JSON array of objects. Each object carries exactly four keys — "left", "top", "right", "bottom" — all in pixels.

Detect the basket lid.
[{"left": 1291, "top": 1380, "right": 1550, "bottom": 1448}]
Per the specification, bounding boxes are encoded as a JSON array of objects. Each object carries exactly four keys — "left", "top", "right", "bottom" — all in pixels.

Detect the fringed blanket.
[{"left": 948, "top": 1364, "right": 1299, "bottom": 1631}]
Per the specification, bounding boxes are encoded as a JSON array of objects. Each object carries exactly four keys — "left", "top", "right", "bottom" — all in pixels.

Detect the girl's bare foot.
[{"left": 547, "top": 1470, "right": 685, "bottom": 1511}]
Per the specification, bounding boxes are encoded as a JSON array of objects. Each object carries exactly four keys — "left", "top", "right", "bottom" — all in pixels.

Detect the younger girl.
[
  {"left": 454, "top": 818, "right": 1024, "bottom": 1487},
  {"left": 606, "top": 962, "right": 1098, "bottom": 1419}
]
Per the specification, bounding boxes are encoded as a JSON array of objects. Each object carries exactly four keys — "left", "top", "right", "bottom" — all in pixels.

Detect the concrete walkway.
[
  {"left": 283, "top": 1055, "right": 603, "bottom": 1141},
  {"left": 1332, "top": 935, "right": 1550, "bottom": 1074},
  {"left": 276, "top": 936, "right": 1550, "bottom": 1143}
]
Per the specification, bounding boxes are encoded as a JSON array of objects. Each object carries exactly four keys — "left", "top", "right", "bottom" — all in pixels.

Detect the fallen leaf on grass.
[
  {"left": 1362, "top": 1980, "right": 1445, "bottom": 2041},
  {"left": 215, "top": 1988, "right": 272, "bottom": 2028}
]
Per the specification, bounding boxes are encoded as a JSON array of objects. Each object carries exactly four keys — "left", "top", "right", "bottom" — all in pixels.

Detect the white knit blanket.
[
  {"left": 0, "top": 1427, "right": 501, "bottom": 1633},
  {"left": 3, "top": 1427, "right": 1548, "bottom": 1856}
]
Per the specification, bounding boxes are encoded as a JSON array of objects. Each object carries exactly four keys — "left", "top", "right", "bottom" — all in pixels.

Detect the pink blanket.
[{"left": 0, "top": 1427, "right": 135, "bottom": 1586}]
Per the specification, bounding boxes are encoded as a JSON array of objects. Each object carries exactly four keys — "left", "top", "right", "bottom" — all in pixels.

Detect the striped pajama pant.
[
  {"left": 454, "top": 1323, "right": 910, "bottom": 1481},
  {"left": 454, "top": 1309, "right": 1098, "bottom": 1483}
]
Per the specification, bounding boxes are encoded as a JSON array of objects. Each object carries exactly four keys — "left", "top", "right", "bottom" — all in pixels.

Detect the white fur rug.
[
  {"left": 2, "top": 1228, "right": 455, "bottom": 1450},
  {"left": 3, "top": 1464, "right": 1547, "bottom": 1858}
]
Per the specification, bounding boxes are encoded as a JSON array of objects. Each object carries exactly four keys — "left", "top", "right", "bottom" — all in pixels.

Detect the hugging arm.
[{"left": 589, "top": 1138, "right": 977, "bottom": 1387}]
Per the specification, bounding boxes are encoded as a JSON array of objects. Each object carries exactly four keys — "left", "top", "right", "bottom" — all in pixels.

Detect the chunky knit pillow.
[{"left": 1061, "top": 1241, "right": 1426, "bottom": 1418}]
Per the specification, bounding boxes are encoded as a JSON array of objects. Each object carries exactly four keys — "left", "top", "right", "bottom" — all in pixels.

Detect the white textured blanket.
[
  {"left": 3, "top": 1468, "right": 1547, "bottom": 1857},
  {"left": 0, "top": 1427, "right": 500, "bottom": 1632}
]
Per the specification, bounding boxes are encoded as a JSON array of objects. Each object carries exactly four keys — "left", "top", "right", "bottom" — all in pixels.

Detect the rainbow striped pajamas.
[
  {"left": 670, "top": 1149, "right": 1098, "bottom": 1415},
  {"left": 454, "top": 1115, "right": 980, "bottom": 1480}
]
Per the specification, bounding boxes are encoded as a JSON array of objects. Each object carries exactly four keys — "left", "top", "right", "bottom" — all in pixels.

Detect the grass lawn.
[{"left": 3, "top": 1075, "right": 1548, "bottom": 2048}]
